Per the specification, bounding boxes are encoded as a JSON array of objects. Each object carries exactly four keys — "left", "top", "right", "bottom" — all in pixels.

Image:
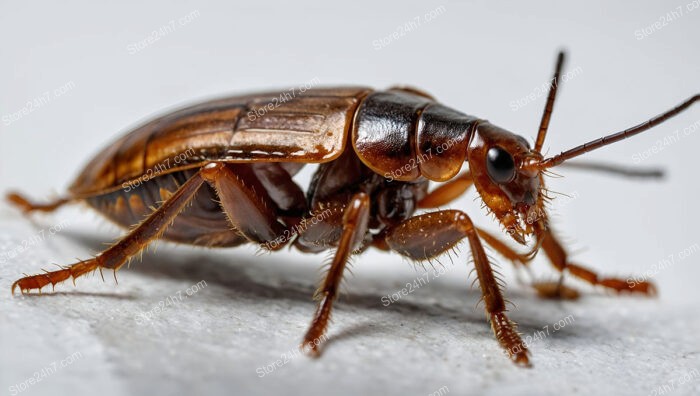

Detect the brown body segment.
[
  {"left": 70, "top": 87, "right": 373, "bottom": 197},
  {"left": 351, "top": 89, "right": 480, "bottom": 182}
]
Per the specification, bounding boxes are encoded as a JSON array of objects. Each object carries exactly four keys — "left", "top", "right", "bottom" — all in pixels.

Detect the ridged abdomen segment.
[
  {"left": 86, "top": 170, "right": 246, "bottom": 247},
  {"left": 352, "top": 90, "right": 479, "bottom": 182},
  {"left": 85, "top": 160, "right": 308, "bottom": 248}
]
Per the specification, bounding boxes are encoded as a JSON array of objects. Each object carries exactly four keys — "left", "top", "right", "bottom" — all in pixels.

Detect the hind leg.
[
  {"left": 6, "top": 192, "right": 72, "bottom": 213},
  {"left": 11, "top": 166, "right": 208, "bottom": 294}
]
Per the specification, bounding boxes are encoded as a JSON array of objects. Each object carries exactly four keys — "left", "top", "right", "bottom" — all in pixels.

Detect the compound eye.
[{"left": 486, "top": 147, "right": 516, "bottom": 183}]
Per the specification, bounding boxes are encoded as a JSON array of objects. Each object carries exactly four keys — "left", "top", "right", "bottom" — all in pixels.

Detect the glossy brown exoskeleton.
[{"left": 7, "top": 52, "right": 698, "bottom": 366}]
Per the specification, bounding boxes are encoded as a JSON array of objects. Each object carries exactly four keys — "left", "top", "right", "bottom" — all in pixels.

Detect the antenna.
[
  {"left": 534, "top": 51, "right": 566, "bottom": 153},
  {"left": 536, "top": 95, "right": 699, "bottom": 169}
]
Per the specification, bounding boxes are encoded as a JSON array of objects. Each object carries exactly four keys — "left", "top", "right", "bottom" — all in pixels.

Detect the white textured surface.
[
  {"left": 1, "top": 1, "right": 700, "bottom": 395},
  {"left": 0, "top": 205, "right": 699, "bottom": 396}
]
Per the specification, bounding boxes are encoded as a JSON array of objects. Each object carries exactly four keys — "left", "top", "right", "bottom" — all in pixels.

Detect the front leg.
[
  {"left": 385, "top": 210, "right": 530, "bottom": 366},
  {"left": 476, "top": 226, "right": 581, "bottom": 300},
  {"left": 538, "top": 227, "right": 656, "bottom": 297}
]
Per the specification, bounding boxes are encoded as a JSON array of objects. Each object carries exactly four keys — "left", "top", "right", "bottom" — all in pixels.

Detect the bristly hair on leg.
[{"left": 338, "top": 255, "right": 358, "bottom": 300}]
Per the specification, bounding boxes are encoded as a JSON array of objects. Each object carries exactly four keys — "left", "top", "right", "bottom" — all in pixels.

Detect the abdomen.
[{"left": 85, "top": 170, "right": 247, "bottom": 247}]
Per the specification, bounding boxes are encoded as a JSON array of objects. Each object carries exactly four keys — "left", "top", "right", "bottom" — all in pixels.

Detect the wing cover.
[{"left": 69, "top": 87, "right": 373, "bottom": 196}]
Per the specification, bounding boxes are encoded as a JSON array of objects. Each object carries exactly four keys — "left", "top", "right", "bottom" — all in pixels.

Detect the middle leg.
[{"left": 299, "top": 192, "right": 371, "bottom": 355}]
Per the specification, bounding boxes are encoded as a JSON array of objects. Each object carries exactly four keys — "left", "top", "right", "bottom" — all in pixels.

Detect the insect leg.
[
  {"left": 476, "top": 227, "right": 581, "bottom": 300},
  {"left": 200, "top": 163, "right": 288, "bottom": 247},
  {"left": 538, "top": 227, "right": 657, "bottom": 297},
  {"left": 417, "top": 171, "right": 473, "bottom": 208},
  {"left": 476, "top": 227, "right": 531, "bottom": 265},
  {"left": 11, "top": 168, "right": 207, "bottom": 294},
  {"left": 6, "top": 192, "right": 72, "bottom": 213},
  {"left": 385, "top": 210, "right": 530, "bottom": 366},
  {"left": 300, "top": 192, "right": 370, "bottom": 356}
]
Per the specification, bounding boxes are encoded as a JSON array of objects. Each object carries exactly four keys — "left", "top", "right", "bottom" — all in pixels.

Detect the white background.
[{"left": 1, "top": 1, "right": 699, "bottom": 395}]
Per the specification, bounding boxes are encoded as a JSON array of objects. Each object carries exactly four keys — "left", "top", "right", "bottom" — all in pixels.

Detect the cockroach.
[{"left": 6, "top": 51, "right": 698, "bottom": 366}]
